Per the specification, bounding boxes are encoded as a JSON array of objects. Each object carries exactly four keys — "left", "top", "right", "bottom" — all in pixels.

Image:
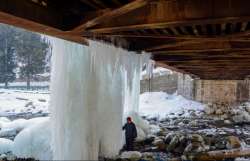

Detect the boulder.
[
  {"left": 215, "top": 109, "right": 223, "bottom": 115},
  {"left": 205, "top": 106, "right": 214, "bottom": 115},
  {"left": 190, "top": 134, "right": 204, "bottom": 143},
  {"left": 226, "top": 136, "right": 241, "bottom": 149},
  {"left": 245, "top": 104, "right": 250, "bottom": 113},
  {"left": 232, "top": 115, "right": 245, "bottom": 123},
  {"left": 152, "top": 139, "right": 166, "bottom": 150},
  {"left": 184, "top": 142, "right": 207, "bottom": 154}
]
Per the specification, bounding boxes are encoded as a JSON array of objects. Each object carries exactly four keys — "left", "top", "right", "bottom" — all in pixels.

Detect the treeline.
[{"left": 0, "top": 24, "right": 51, "bottom": 89}]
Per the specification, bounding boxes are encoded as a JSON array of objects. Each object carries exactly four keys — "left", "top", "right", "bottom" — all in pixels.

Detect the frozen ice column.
[{"left": 50, "top": 39, "right": 150, "bottom": 160}]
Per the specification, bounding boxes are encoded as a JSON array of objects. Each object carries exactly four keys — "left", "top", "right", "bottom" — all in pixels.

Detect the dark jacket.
[{"left": 123, "top": 122, "right": 137, "bottom": 139}]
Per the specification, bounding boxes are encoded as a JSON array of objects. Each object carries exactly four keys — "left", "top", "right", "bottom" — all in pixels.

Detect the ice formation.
[
  {"left": 50, "top": 39, "right": 150, "bottom": 160},
  {"left": 0, "top": 138, "right": 13, "bottom": 154},
  {"left": 12, "top": 117, "right": 52, "bottom": 160}
]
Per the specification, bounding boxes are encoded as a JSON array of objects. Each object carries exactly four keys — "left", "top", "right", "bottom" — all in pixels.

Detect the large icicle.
[{"left": 50, "top": 39, "right": 150, "bottom": 160}]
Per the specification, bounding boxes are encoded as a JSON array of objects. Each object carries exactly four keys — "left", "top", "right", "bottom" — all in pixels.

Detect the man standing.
[{"left": 123, "top": 117, "right": 137, "bottom": 151}]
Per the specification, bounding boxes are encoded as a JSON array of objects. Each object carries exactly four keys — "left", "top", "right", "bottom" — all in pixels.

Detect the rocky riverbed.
[{"left": 107, "top": 103, "right": 250, "bottom": 161}]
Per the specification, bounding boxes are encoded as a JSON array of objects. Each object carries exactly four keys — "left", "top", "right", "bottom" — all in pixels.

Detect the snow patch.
[
  {"left": 0, "top": 138, "right": 13, "bottom": 154},
  {"left": 139, "top": 92, "right": 205, "bottom": 119},
  {"left": 12, "top": 117, "right": 52, "bottom": 160},
  {"left": 0, "top": 89, "right": 49, "bottom": 115}
]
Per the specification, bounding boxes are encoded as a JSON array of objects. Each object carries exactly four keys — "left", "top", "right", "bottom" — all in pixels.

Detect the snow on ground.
[
  {"left": 0, "top": 89, "right": 49, "bottom": 115},
  {"left": 0, "top": 89, "right": 207, "bottom": 159},
  {"left": 0, "top": 81, "right": 50, "bottom": 87},
  {"left": 139, "top": 92, "right": 205, "bottom": 120},
  {"left": 0, "top": 89, "right": 204, "bottom": 121}
]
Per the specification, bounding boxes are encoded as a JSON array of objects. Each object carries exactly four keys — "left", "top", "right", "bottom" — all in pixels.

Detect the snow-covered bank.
[
  {"left": 0, "top": 89, "right": 49, "bottom": 116},
  {"left": 139, "top": 92, "right": 205, "bottom": 120},
  {"left": 0, "top": 117, "right": 51, "bottom": 160},
  {"left": 0, "top": 81, "right": 50, "bottom": 87}
]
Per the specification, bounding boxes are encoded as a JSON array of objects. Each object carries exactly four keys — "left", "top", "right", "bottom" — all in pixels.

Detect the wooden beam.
[
  {"left": 146, "top": 40, "right": 202, "bottom": 52},
  {"left": 152, "top": 48, "right": 250, "bottom": 54},
  {"left": 111, "top": 0, "right": 122, "bottom": 6},
  {"left": 0, "top": 11, "right": 88, "bottom": 45},
  {"left": 84, "top": 31, "right": 250, "bottom": 41},
  {"left": 92, "top": 0, "right": 107, "bottom": 8},
  {"left": 79, "top": 0, "right": 102, "bottom": 9},
  {"left": 169, "top": 27, "right": 180, "bottom": 35},
  {"left": 146, "top": 38, "right": 245, "bottom": 52},
  {"left": 160, "top": 60, "right": 250, "bottom": 65},
  {"left": 89, "top": 16, "right": 250, "bottom": 33},
  {"left": 73, "top": 0, "right": 149, "bottom": 32},
  {"left": 0, "top": 0, "right": 65, "bottom": 30}
]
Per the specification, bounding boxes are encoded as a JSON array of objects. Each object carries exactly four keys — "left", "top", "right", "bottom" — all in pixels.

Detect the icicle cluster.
[{"left": 50, "top": 39, "right": 150, "bottom": 160}]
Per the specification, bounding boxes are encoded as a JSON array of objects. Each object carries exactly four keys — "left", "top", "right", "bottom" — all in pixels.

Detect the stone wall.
[
  {"left": 177, "top": 73, "right": 195, "bottom": 100},
  {"left": 140, "top": 73, "right": 178, "bottom": 94},
  {"left": 140, "top": 70, "right": 250, "bottom": 106},
  {"left": 194, "top": 80, "right": 250, "bottom": 105}
]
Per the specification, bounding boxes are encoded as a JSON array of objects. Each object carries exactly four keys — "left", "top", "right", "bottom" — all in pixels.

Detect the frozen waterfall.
[{"left": 50, "top": 39, "right": 150, "bottom": 160}]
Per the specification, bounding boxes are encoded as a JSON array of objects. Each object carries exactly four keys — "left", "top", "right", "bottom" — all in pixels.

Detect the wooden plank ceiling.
[{"left": 0, "top": 0, "right": 250, "bottom": 79}]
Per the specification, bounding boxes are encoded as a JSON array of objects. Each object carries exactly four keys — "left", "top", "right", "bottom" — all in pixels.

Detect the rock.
[
  {"left": 152, "top": 139, "right": 166, "bottom": 150},
  {"left": 150, "top": 125, "right": 160, "bottom": 134},
  {"left": 205, "top": 106, "right": 214, "bottom": 115},
  {"left": 121, "top": 151, "right": 142, "bottom": 159},
  {"left": 164, "top": 132, "right": 175, "bottom": 144},
  {"left": 166, "top": 133, "right": 187, "bottom": 154},
  {"left": 141, "top": 152, "right": 154, "bottom": 161},
  {"left": 182, "top": 119, "right": 190, "bottom": 124},
  {"left": 184, "top": 142, "right": 207, "bottom": 154},
  {"left": 224, "top": 120, "right": 232, "bottom": 124},
  {"left": 216, "top": 109, "right": 223, "bottom": 115},
  {"left": 156, "top": 129, "right": 166, "bottom": 136},
  {"left": 189, "top": 120, "right": 198, "bottom": 127},
  {"left": 166, "top": 135, "right": 180, "bottom": 152},
  {"left": 178, "top": 122, "right": 185, "bottom": 126},
  {"left": 232, "top": 115, "right": 245, "bottom": 123},
  {"left": 245, "top": 105, "right": 250, "bottom": 113},
  {"left": 16, "top": 97, "right": 29, "bottom": 101},
  {"left": 38, "top": 99, "right": 46, "bottom": 102},
  {"left": 143, "top": 136, "right": 155, "bottom": 145},
  {"left": 215, "top": 138, "right": 227, "bottom": 150},
  {"left": 226, "top": 136, "right": 241, "bottom": 149},
  {"left": 242, "top": 112, "right": 250, "bottom": 122},
  {"left": 221, "top": 114, "right": 228, "bottom": 120},
  {"left": 190, "top": 134, "right": 204, "bottom": 143},
  {"left": 25, "top": 101, "right": 33, "bottom": 107},
  {"left": 245, "top": 138, "right": 250, "bottom": 145}
]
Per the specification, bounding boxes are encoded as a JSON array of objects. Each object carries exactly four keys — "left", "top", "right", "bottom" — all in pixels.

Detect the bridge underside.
[{"left": 1, "top": 0, "right": 250, "bottom": 79}]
